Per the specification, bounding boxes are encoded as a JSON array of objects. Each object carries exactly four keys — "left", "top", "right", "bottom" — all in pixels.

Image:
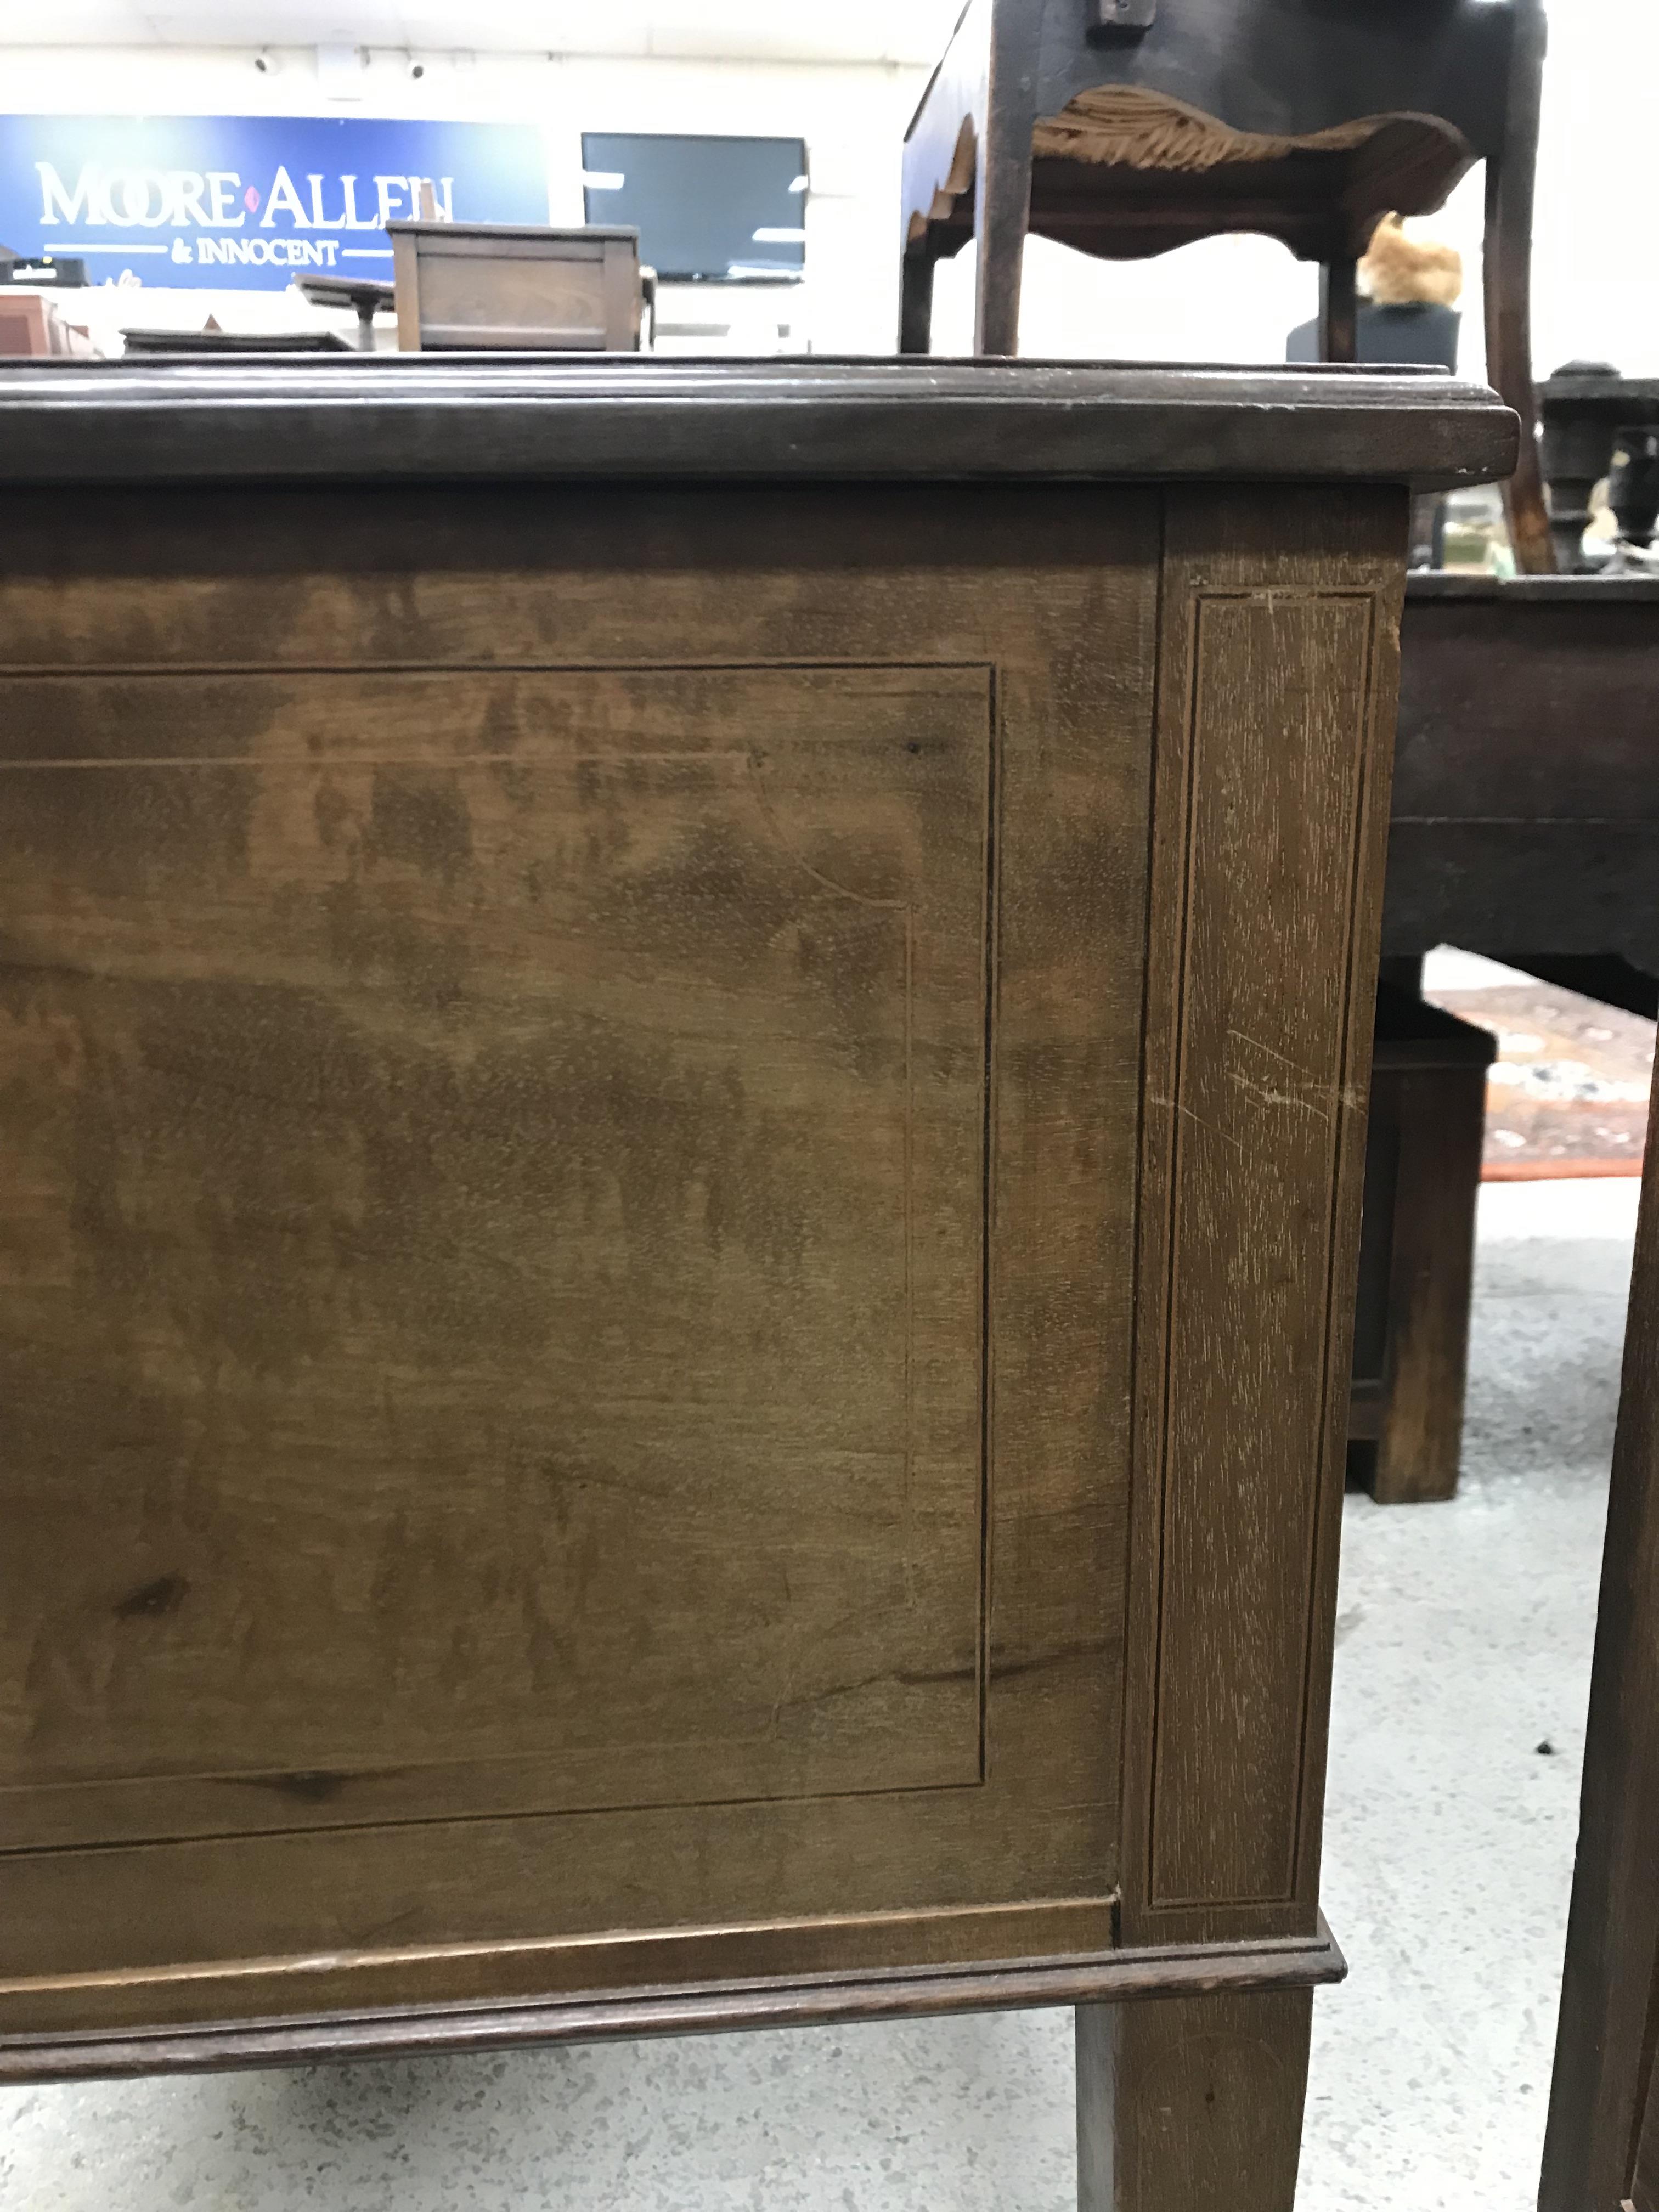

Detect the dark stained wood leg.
[
  {"left": 1318, "top": 258, "right": 1358, "bottom": 365},
  {"left": 1378, "top": 956, "right": 1425, "bottom": 998},
  {"left": 1487, "top": 295, "right": 1552, "bottom": 575},
  {"left": 970, "top": 7, "right": 1037, "bottom": 356},
  {"left": 1637, "top": 2057, "right": 1659, "bottom": 2212},
  {"left": 1486, "top": 0, "right": 1555, "bottom": 573},
  {"left": 1408, "top": 490, "right": 1443, "bottom": 569},
  {"left": 1541, "top": 1132, "right": 1659, "bottom": 2210},
  {"left": 971, "top": 150, "right": 1030, "bottom": 356},
  {"left": 1370, "top": 1060, "right": 1487, "bottom": 1504},
  {"left": 1077, "top": 1990, "right": 1313, "bottom": 2211},
  {"left": 1076, "top": 2001, "right": 1116, "bottom": 2209},
  {"left": 1348, "top": 1070, "right": 1400, "bottom": 1471},
  {"left": 1502, "top": 955, "right": 1659, "bottom": 1024},
  {"left": 973, "top": 238, "right": 1022, "bottom": 357},
  {"left": 899, "top": 247, "right": 937, "bottom": 356}
]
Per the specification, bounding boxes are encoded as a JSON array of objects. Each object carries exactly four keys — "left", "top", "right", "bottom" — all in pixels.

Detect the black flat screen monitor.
[{"left": 581, "top": 133, "right": 806, "bottom": 283}]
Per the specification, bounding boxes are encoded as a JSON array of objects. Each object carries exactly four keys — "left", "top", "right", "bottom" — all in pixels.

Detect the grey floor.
[{"left": 0, "top": 1176, "right": 1638, "bottom": 2211}]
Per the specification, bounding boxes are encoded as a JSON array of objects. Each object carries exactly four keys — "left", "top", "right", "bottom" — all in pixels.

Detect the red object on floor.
[{"left": 1425, "top": 981, "right": 1654, "bottom": 1184}]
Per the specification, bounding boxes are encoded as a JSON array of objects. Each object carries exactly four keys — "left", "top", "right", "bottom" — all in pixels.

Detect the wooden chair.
[
  {"left": 1539, "top": 1095, "right": 1659, "bottom": 2212},
  {"left": 899, "top": 0, "right": 1553, "bottom": 571}
]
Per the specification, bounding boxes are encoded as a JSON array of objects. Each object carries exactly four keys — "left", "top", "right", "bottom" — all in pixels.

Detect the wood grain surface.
[
  {"left": 1386, "top": 578, "right": 1659, "bottom": 969},
  {"left": 1639, "top": 2074, "right": 1659, "bottom": 2212},
  {"left": 0, "top": 1923, "right": 1345, "bottom": 2086},
  {"left": 0, "top": 481, "right": 1158, "bottom": 2036},
  {"left": 0, "top": 467, "right": 1407, "bottom": 2076},
  {"left": 1349, "top": 988, "right": 1496, "bottom": 1506},
  {"left": 0, "top": 359, "right": 1520, "bottom": 492},
  {"left": 0, "top": 662, "right": 993, "bottom": 1848},
  {"left": 1078, "top": 1987, "right": 1315, "bottom": 2212},
  {"left": 1122, "top": 486, "right": 1406, "bottom": 1948},
  {"left": 1540, "top": 1094, "right": 1659, "bottom": 2212}
]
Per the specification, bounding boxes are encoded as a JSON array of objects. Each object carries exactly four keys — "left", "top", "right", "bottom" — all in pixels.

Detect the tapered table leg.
[{"left": 1077, "top": 1989, "right": 1313, "bottom": 2211}]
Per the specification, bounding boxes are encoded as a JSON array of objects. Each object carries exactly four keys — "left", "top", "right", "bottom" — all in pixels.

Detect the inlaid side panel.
[
  {"left": 0, "top": 483, "right": 1160, "bottom": 2034},
  {"left": 1150, "top": 590, "right": 1372, "bottom": 1909},
  {"left": 0, "top": 665, "right": 990, "bottom": 1849},
  {"left": 1122, "top": 486, "right": 1407, "bottom": 1944}
]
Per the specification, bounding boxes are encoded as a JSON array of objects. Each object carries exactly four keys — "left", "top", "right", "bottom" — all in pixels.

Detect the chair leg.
[
  {"left": 1486, "top": 0, "right": 1555, "bottom": 573},
  {"left": 899, "top": 247, "right": 937, "bottom": 356},
  {"left": 1077, "top": 1990, "right": 1314, "bottom": 2211},
  {"left": 1372, "top": 1063, "right": 1487, "bottom": 1505},
  {"left": 1318, "top": 258, "right": 1358, "bottom": 364},
  {"left": 970, "top": 3, "right": 1039, "bottom": 355},
  {"left": 973, "top": 224, "right": 1024, "bottom": 357},
  {"left": 971, "top": 143, "right": 1031, "bottom": 355}
]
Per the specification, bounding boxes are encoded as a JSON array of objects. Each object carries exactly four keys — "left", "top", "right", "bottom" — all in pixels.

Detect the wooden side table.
[
  {"left": 0, "top": 357, "right": 1513, "bottom": 2208},
  {"left": 1352, "top": 573, "right": 1659, "bottom": 1507},
  {"left": 1350, "top": 985, "right": 1496, "bottom": 1506}
]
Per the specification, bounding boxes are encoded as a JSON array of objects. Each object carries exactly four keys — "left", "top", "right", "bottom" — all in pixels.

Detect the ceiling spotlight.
[
  {"left": 407, "top": 54, "right": 426, "bottom": 78},
  {"left": 253, "top": 48, "right": 280, "bottom": 74}
]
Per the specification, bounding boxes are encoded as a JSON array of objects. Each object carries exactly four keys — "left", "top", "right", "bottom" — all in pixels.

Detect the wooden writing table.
[{"left": 0, "top": 357, "right": 1510, "bottom": 2207}]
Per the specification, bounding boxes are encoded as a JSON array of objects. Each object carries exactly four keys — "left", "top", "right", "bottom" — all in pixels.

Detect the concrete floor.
[{"left": 0, "top": 1175, "right": 1639, "bottom": 2211}]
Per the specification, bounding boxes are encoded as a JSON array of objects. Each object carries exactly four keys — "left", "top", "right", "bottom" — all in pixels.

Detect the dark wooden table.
[
  {"left": 1389, "top": 573, "right": 1659, "bottom": 983},
  {"left": 0, "top": 357, "right": 1510, "bottom": 2210},
  {"left": 1348, "top": 573, "right": 1659, "bottom": 1508}
]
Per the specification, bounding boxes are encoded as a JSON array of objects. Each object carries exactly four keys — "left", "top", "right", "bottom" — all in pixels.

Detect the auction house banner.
[{"left": 0, "top": 115, "right": 550, "bottom": 288}]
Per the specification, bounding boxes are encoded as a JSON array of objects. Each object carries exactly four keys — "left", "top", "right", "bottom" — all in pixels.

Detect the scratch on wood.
[
  {"left": 1227, "top": 1028, "right": 1312, "bottom": 1078},
  {"left": 1226, "top": 1069, "right": 1334, "bottom": 1125},
  {"left": 1151, "top": 1096, "right": 1245, "bottom": 1155}
]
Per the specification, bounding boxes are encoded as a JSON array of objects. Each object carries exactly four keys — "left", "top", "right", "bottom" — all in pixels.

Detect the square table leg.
[{"left": 1077, "top": 1989, "right": 1313, "bottom": 2211}]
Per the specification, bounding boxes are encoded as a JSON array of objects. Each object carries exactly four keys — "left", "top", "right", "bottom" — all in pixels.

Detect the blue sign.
[{"left": 0, "top": 116, "right": 550, "bottom": 289}]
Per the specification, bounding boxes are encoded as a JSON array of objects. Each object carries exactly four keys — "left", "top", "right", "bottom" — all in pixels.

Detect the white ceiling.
[{"left": 0, "top": 0, "right": 964, "bottom": 63}]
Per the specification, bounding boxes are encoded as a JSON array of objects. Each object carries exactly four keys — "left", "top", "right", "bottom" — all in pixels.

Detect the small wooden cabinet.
[
  {"left": 0, "top": 358, "right": 1511, "bottom": 2207},
  {"left": 389, "top": 221, "right": 644, "bottom": 351}
]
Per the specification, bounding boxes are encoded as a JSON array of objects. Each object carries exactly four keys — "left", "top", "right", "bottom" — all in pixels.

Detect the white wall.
[
  {"left": 5, "top": 1, "right": 1658, "bottom": 376},
  {"left": 1528, "top": 0, "right": 1659, "bottom": 380},
  {"left": 0, "top": 41, "right": 926, "bottom": 354}
]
